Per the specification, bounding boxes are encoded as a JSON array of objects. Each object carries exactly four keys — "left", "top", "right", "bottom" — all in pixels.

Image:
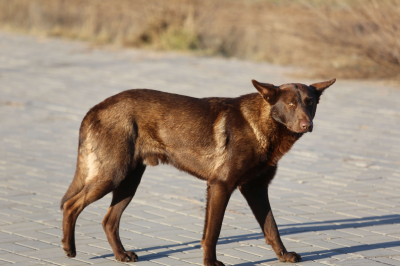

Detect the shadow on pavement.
[{"left": 90, "top": 214, "right": 400, "bottom": 263}]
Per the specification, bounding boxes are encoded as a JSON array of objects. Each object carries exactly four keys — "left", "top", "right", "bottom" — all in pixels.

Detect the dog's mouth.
[
  {"left": 275, "top": 119, "right": 313, "bottom": 134},
  {"left": 293, "top": 129, "right": 310, "bottom": 134}
]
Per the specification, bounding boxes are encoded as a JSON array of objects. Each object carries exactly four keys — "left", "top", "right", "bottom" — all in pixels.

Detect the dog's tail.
[
  {"left": 60, "top": 172, "right": 85, "bottom": 210},
  {"left": 61, "top": 117, "right": 91, "bottom": 211}
]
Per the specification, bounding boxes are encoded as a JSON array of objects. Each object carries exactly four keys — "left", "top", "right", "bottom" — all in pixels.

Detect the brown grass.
[{"left": 0, "top": 0, "right": 399, "bottom": 80}]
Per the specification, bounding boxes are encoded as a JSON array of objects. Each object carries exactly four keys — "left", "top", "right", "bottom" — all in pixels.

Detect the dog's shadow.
[{"left": 90, "top": 214, "right": 400, "bottom": 263}]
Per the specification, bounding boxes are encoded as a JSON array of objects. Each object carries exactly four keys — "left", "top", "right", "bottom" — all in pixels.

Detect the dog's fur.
[{"left": 61, "top": 78, "right": 336, "bottom": 265}]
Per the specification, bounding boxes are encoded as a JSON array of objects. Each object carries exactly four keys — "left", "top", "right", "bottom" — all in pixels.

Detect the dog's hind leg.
[
  {"left": 102, "top": 163, "right": 146, "bottom": 262},
  {"left": 61, "top": 179, "right": 114, "bottom": 258}
]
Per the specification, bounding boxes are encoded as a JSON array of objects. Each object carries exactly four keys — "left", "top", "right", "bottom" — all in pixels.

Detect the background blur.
[
  {"left": 1, "top": 1, "right": 400, "bottom": 266},
  {"left": 1, "top": 0, "right": 399, "bottom": 82}
]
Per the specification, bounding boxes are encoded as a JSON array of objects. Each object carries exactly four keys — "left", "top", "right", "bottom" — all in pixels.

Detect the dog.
[{"left": 61, "top": 78, "right": 336, "bottom": 265}]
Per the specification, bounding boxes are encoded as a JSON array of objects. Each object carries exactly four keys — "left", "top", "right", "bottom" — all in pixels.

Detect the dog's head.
[{"left": 252, "top": 78, "right": 336, "bottom": 133}]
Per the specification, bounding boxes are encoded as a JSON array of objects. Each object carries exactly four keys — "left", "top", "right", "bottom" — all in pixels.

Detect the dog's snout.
[{"left": 300, "top": 120, "right": 313, "bottom": 132}]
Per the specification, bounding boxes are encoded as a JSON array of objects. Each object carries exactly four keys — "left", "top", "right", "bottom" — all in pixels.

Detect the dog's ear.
[
  {"left": 252, "top": 79, "right": 280, "bottom": 104},
  {"left": 310, "top": 78, "right": 336, "bottom": 102}
]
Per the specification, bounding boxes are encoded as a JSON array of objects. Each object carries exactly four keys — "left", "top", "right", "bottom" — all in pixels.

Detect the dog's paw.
[
  {"left": 204, "top": 259, "right": 225, "bottom": 266},
  {"left": 62, "top": 242, "right": 76, "bottom": 258},
  {"left": 279, "top": 251, "right": 301, "bottom": 263},
  {"left": 115, "top": 251, "right": 138, "bottom": 262},
  {"left": 63, "top": 247, "right": 76, "bottom": 258}
]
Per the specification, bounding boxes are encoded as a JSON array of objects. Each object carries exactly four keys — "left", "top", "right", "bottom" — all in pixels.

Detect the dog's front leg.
[
  {"left": 239, "top": 171, "right": 301, "bottom": 263},
  {"left": 201, "top": 181, "right": 233, "bottom": 266}
]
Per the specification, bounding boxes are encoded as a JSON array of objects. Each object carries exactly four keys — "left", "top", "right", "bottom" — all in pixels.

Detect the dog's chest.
[{"left": 266, "top": 134, "right": 299, "bottom": 166}]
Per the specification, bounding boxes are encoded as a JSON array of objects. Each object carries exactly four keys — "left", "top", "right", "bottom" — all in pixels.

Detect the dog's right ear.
[{"left": 252, "top": 79, "right": 280, "bottom": 104}]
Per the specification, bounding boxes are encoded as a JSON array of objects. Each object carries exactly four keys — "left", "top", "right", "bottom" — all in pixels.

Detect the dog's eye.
[
  {"left": 304, "top": 99, "right": 313, "bottom": 106},
  {"left": 288, "top": 102, "right": 294, "bottom": 106}
]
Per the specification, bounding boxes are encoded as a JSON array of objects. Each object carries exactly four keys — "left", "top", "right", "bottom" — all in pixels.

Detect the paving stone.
[{"left": 0, "top": 253, "right": 33, "bottom": 263}]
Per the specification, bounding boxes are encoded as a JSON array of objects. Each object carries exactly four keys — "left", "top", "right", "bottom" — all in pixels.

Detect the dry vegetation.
[{"left": 0, "top": 0, "right": 399, "bottom": 80}]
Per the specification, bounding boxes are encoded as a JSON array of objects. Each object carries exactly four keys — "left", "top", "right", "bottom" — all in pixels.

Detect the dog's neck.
[{"left": 240, "top": 94, "right": 301, "bottom": 165}]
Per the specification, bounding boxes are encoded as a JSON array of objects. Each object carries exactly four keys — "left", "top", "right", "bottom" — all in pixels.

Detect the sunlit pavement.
[{"left": 1, "top": 31, "right": 400, "bottom": 265}]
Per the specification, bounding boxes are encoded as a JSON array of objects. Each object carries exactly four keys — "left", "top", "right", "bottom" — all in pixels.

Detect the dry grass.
[{"left": 0, "top": 0, "right": 399, "bottom": 80}]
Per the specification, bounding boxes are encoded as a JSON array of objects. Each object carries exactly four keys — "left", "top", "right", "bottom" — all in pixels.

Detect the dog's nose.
[{"left": 300, "top": 120, "right": 313, "bottom": 132}]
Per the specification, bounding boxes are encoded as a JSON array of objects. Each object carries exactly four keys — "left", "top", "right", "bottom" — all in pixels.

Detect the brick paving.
[{"left": 0, "top": 31, "right": 400, "bottom": 265}]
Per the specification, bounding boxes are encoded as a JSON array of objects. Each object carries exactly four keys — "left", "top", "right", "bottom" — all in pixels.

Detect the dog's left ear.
[
  {"left": 252, "top": 79, "right": 280, "bottom": 104},
  {"left": 310, "top": 78, "right": 336, "bottom": 103}
]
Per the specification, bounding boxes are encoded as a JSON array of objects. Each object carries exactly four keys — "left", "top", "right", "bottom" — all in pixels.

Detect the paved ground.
[{"left": 0, "top": 31, "right": 400, "bottom": 266}]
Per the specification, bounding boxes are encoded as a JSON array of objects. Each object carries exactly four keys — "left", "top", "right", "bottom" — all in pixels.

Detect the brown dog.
[{"left": 61, "top": 78, "right": 336, "bottom": 265}]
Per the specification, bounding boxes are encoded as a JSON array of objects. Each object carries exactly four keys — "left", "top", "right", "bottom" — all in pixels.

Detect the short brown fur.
[{"left": 61, "top": 78, "right": 336, "bottom": 265}]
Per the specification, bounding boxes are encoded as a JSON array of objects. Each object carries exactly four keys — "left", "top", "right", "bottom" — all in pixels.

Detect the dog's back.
[{"left": 61, "top": 90, "right": 228, "bottom": 208}]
